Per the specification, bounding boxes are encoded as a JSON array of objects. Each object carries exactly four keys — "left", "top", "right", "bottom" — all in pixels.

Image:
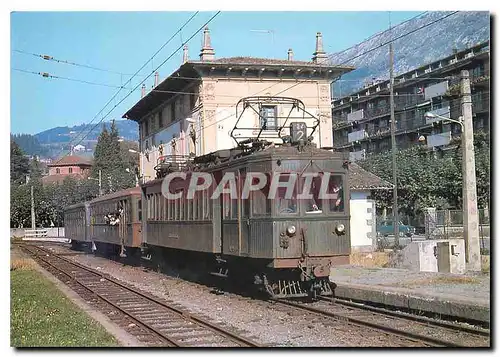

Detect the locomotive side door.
[{"left": 239, "top": 168, "right": 250, "bottom": 256}]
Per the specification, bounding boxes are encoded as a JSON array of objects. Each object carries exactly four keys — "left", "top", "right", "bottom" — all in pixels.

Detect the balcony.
[
  {"left": 347, "top": 109, "right": 365, "bottom": 122},
  {"left": 424, "top": 81, "right": 449, "bottom": 100},
  {"left": 348, "top": 129, "right": 368, "bottom": 143},
  {"left": 425, "top": 107, "right": 451, "bottom": 124}
]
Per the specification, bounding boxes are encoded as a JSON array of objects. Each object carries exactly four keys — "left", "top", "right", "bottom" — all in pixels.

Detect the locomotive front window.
[{"left": 327, "top": 174, "right": 344, "bottom": 213}]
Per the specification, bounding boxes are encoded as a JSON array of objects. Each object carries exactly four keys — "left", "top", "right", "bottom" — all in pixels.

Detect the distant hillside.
[
  {"left": 34, "top": 120, "right": 139, "bottom": 144},
  {"left": 11, "top": 133, "right": 49, "bottom": 157},
  {"left": 329, "top": 11, "right": 490, "bottom": 96}
]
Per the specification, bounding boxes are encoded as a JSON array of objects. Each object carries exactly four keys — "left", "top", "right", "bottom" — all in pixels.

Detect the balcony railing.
[{"left": 348, "top": 129, "right": 368, "bottom": 143}]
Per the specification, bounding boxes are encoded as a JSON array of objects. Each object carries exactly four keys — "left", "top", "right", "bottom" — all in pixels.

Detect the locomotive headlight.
[
  {"left": 286, "top": 225, "right": 296, "bottom": 236},
  {"left": 335, "top": 224, "right": 345, "bottom": 235}
]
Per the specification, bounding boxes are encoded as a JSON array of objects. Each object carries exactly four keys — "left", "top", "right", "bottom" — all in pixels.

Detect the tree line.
[
  {"left": 10, "top": 120, "right": 138, "bottom": 228},
  {"left": 357, "top": 130, "right": 490, "bottom": 220}
]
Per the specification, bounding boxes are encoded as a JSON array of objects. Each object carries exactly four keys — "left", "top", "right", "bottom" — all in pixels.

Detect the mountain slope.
[
  {"left": 329, "top": 11, "right": 490, "bottom": 96},
  {"left": 34, "top": 120, "right": 139, "bottom": 144}
]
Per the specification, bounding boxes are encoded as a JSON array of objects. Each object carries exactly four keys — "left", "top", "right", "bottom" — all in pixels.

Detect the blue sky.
[{"left": 10, "top": 11, "right": 422, "bottom": 134}]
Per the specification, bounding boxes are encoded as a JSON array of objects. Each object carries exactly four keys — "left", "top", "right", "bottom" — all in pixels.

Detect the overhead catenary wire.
[
  {"left": 13, "top": 11, "right": 463, "bottom": 154},
  {"left": 66, "top": 11, "right": 221, "bottom": 155},
  {"left": 56, "top": 11, "right": 205, "bottom": 157},
  {"left": 15, "top": 67, "right": 479, "bottom": 100},
  {"left": 13, "top": 49, "right": 150, "bottom": 77},
  {"left": 186, "top": 11, "right": 463, "bottom": 139}
]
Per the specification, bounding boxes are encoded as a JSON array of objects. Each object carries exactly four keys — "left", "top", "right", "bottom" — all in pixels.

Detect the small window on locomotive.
[
  {"left": 203, "top": 190, "right": 210, "bottom": 220},
  {"left": 167, "top": 199, "right": 175, "bottom": 221},
  {"left": 179, "top": 190, "right": 184, "bottom": 221},
  {"left": 276, "top": 173, "right": 298, "bottom": 215},
  {"left": 223, "top": 192, "right": 231, "bottom": 219},
  {"left": 138, "top": 199, "right": 142, "bottom": 221},
  {"left": 187, "top": 195, "right": 193, "bottom": 220},
  {"left": 326, "top": 174, "right": 344, "bottom": 213}
]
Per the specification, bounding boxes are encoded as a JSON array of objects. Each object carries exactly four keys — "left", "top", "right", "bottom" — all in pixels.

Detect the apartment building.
[{"left": 331, "top": 41, "right": 490, "bottom": 161}]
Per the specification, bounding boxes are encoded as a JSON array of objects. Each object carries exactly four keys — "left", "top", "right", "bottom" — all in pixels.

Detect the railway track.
[
  {"left": 19, "top": 244, "right": 261, "bottom": 348},
  {"left": 272, "top": 297, "right": 490, "bottom": 347},
  {"left": 18, "top": 242, "right": 491, "bottom": 347}
]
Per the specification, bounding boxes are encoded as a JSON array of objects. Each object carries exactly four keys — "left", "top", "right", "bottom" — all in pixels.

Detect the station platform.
[{"left": 330, "top": 266, "right": 490, "bottom": 324}]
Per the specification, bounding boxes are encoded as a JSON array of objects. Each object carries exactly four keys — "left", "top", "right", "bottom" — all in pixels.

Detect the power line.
[
  {"left": 67, "top": 12, "right": 221, "bottom": 156},
  {"left": 12, "top": 49, "right": 150, "bottom": 77},
  {"left": 273, "top": 11, "right": 460, "bottom": 98},
  {"left": 187, "top": 11, "right": 462, "bottom": 139},
  {"left": 12, "top": 68, "right": 131, "bottom": 89},
  {"left": 328, "top": 11, "right": 428, "bottom": 59},
  {"left": 20, "top": 67, "right": 473, "bottom": 100},
  {"left": 59, "top": 11, "right": 203, "bottom": 157},
  {"left": 15, "top": 65, "right": 474, "bottom": 98}
]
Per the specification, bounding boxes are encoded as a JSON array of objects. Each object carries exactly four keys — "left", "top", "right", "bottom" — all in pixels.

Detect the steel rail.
[
  {"left": 272, "top": 298, "right": 489, "bottom": 348},
  {"left": 21, "top": 244, "right": 261, "bottom": 348},
  {"left": 321, "top": 297, "right": 490, "bottom": 336}
]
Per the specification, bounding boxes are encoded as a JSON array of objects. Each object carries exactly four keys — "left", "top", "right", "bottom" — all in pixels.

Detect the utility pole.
[
  {"left": 389, "top": 42, "right": 399, "bottom": 246},
  {"left": 30, "top": 185, "right": 36, "bottom": 230},
  {"left": 461, "top": 69, "right": 481, "bottom": 271}
]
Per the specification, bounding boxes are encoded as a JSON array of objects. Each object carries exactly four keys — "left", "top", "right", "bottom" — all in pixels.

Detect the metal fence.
[
  {"left": 433, "top": 209, "right": 490, "bottom": 254},
  {"left": 375, "top": 210, "right": 490, "bottom": 254}
]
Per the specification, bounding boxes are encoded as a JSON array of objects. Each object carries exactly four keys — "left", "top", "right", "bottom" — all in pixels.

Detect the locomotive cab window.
[
  {"left": 326, "top": 174, "right": 344, "bottom": 213},
  {"left": 303, "top": 175, "right": 324, "bottom": 214}
]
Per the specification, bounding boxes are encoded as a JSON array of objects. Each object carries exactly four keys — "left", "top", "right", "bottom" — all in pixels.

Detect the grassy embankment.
[{"left": 11, "top": 258, "right": 119, "bottom": 347}]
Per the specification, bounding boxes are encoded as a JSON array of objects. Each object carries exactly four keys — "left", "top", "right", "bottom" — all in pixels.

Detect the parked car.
[{"left": 377, "top": 220, "right": 415, "bottom": 237}]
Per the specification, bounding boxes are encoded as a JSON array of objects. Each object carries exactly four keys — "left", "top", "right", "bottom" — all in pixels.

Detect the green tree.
[
  {"left": 358, "top": 132, "right": 491, "bottom": 221},
  {"left": 11, "top": 140, "right": 29, "bottom": 185},
  {"left": 10, "top": 184, "right": 30, "bottom": 228},
  {"left": 91, "top": 120, "right": 135, "bottom": 194}
]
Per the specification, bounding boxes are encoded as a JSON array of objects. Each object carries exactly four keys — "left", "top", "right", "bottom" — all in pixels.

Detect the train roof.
[
  {"left": 65, "top": 201, "right": 89, "bottom": 211},
  {"left": 89, "top": 186, "right": 141, "bottom": 204}
]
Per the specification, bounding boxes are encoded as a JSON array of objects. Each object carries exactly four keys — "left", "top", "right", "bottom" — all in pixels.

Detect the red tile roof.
[
  {"left": 41, "top": 173, "right": 85, "bottom": 185},
  {"left": 48, "top": 155, "right": 92, "bottom": 167},
  {"left": 349, "top": 163, "right": 394, "bottom": 190}
]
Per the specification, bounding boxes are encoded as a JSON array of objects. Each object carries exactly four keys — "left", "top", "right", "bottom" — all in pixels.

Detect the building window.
[
  {"left": 56, "top": 168, "right": 60, "bottom": 174},
  {"left": 260, "top": 105, "right": 277, "bottom": 129},
  {"left": 471, "top": 63, "right": 484, "bottom": 79},
  {"left": 158, "top": 112, "right": 163, "bottom": 130},
  {"left": 170, "top": 102, "right": 176, "bottom": 123},
  {"left": 150, "top": 116, "right": 156, "bottom": 133},
  {"left": 69, "top": 168, "right": 73, "bottom": 174},
  {"left": 144, "top": 119, "right": 150, "bottom": 137}
]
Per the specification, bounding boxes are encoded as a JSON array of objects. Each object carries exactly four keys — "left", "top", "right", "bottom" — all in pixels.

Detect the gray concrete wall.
[{"left": 395, "top": 239, "right": 466, "bottom": 274}]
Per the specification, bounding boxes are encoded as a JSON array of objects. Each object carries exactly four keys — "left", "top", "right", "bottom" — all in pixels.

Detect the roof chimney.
[
  {"left": 183, "top": 44, "right": 189, "bottom": 64},
  {"left": 141, "top": 83, "right": 146, "bottom": 98},
  {"left": 199, "top": 26, "right": 215, "bottom": 61},
  {"left": 287, "top": 48, "right": 294, "bottom": 61},
  {"left": 154, "top": 71, "right": 159, "bottom": 87},
  {"left": 312, "top": 32, "right": 328, "bottom": 64}
]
